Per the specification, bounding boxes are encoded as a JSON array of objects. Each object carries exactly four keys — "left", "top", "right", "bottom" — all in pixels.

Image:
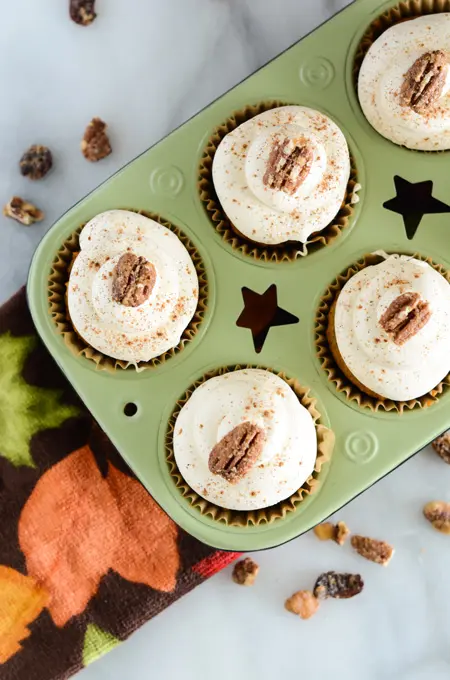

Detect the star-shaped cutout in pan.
[
  {"left": 236, "top": 284, "right": 299, "bottom": 353},
  {"left": 383, "top": 175, "right": 450, "bottom": 240}
]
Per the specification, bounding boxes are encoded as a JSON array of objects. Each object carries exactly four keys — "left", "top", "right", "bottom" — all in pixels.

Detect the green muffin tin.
[{"left": 27, "top": 0, "right": 450, "bottom": 550}]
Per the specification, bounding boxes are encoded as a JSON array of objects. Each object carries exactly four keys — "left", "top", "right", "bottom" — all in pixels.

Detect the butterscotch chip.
[
  {"left": 232, "top": 557, "right": 259, "bottom": 585},
  {"left": 81, "top": 117, "right": 112, "bottom": 162},
  {"left": 432, "top": 432, "right": 450, "bottom": 464},
  {"left": 313, "top": 520, "right": 350, "bottom": 545},
  {"left": 285, "top": 590, "right": 319, "bottom": 619},
  {"left": 350, "top": 535, "right": 394, "bottom": 566},
  {"left": 314, "top": 522, "right": 335, "bottom": 541},
  {"left": 423, "top": 501, "right": 450, "bottom": 534},
  {"left": 3, "top": 197, "right": 44, "bottom": 226}
]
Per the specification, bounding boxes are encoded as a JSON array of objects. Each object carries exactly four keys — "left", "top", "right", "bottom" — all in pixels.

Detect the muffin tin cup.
[
  {"left": 198, "top": 101, "right": 361, "bottom": 263},
  {"left": 315, "top": 252, "right": 450, "bottom": 413},
  {"left": 165, "top": 365, "right": 335, "bottom": 527},
  {"left": 48, "top": 211, "right": 209, "bottom": 373},
  {"left": 353, "top": 0, "right": 450, "bottom": 88},
  {"left": 27, "top": 0, "right": 450, "bottom": 550}
]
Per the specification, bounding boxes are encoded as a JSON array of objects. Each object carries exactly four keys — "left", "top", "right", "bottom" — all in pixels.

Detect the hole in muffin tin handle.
[{"left": 124, "top": 403, "right": 138, "bottom": 417}]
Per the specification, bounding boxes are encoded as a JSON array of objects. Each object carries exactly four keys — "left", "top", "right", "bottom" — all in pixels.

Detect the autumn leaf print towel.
[{"left": 0, "top": 288, "right": 238, "bottom": 680}]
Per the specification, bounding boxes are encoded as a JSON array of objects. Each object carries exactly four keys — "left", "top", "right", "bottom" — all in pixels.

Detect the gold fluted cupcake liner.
[
  {"left": 165, "top": 365, "right": 335, "bottom": 527},
  {"left": 353, "top": 0, "right": 450, "bottom": 87},
  {"left": 48, "top": 210, "right": 208, "bottom": 373},
  {"left": 198, "top": 102, "right": 360, "bottom": 263},
  {"left": 315, "top": 252, "right": 450, "bottom": 413}
]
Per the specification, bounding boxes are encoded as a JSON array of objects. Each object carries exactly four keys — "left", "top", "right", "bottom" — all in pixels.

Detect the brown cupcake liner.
[
  {"left": 48, "top": 210, "right": 208, "bottom": 373},
  {"left": 315, "top": 252, "right": 450, "bottom": 412},
  {"left": 165, "top": 364, "right": 335, "bottom": 527},
  {"left": 353, "top": 0, "right": 450, "bottom": 88},
  {"left": 198, "top": 101, "right": 360, "bottom": 263}
]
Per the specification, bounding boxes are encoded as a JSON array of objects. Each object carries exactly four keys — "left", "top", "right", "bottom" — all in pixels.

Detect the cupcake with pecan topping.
[
  {"left": 172, "top": 368, "right": 319, "bottom": 511},
  {"left": 67, "top": 210, "right": 199, "bottom": 365},
  {"left": 326, "top": 254, "right": 450, "bottom": 402},
  {"left": 211, "top": 106, "right": 351, "bottom": 246},
  {"left": 358, "top": 14, "right": 450, "bottom": 150}
]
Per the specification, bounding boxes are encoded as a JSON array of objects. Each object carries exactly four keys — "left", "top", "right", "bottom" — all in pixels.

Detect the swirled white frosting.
[
  {"left": 67, "top": 210, "right": 199, "bottom": 363},
  {"left": 212, "top": 106, "right": 351, "bottom": 245},
  {"left": 358, "top": 15, "right": 450, "bottom": 150},
  {"left": 334, "top": 255, "right": 450, "bottom": 401},
  {"left": 173, "top": 369, "right": 317, "bottom": 510}
]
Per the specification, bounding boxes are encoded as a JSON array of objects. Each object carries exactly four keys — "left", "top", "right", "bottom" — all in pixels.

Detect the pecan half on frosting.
[
  {"left": 400, "top": 50, "right": 448, "bottom": 114},
  {"left": 263, "top": 137, "right": 313, "bottom": 195},
  {"left": 112, "top": 253, "right": 156, "bottom": 307},
  {"left": 379, "top": 292, "right": 431, "bottom": 345},
  {"left": 208, "top": 421, "right": 266, "bottom": 484}
]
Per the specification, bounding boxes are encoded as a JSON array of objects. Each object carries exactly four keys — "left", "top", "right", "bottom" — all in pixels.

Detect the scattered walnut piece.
[
  {"left": 400, "top": 50, "right": 448, "bottom": 114},
  {"left": 70, "top": 0, "right": 97, "bottom": 26},
  {"left": 379, "top": 292, "right": 431, "bottom": 345},
  {"left": 313, "top": 571, "right": 364, "bottom": 600},
  {"left": 209, "top": 422, "right": 266, "bottom": 484},
  {"left": 112, "top": 253, "right": 156, "bottom": 307},
  {"left": 432, "top": 432, "right": 450, "bottom": 464},
  {"left": 81, "top": 117, "right": 112, "bottom": 162},
  {"left": 423, "top": 501, "right": 450, "bottom": 534},
  {"left": 335, "top": 521, "right": 350, "bottom": 546},
  {"left": 3, "top": 197, "right": 44, "bottom": 226},
  {"left": 313, "top": 520, "right": 350, "bottom": 545},
  {"left": 232, "top": 557, "right": 259, "bottom": 586},
  {"left": 350, "top": 535, "right": 394, "bottom": 566},
  {"left": 285, "top": 590, "right": 319, "bottom": 619},
  {"left": 19, "top": 145, "right": 53, "bottom": 180}
]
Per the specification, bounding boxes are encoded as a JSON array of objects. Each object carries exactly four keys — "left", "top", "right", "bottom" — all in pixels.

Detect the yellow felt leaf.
[{"left": 0, "top": 566, "right": 48, "bottom": 663}]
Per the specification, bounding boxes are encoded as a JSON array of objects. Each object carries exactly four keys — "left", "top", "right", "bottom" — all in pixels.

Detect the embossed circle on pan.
[
  {"left": 344, "top": 431, "right": 379, "bottom": 464},
  {"left": 164, "top": 364, "right": 335, "bottom": 528},
  {"left": 351, "top": 0, "right": 450, "bottom": 153},
  {"left": 315, "top": 252, "right": 450, "bottom": 413},
  {"left": 198, "top": 101, "right": 360, "bottom": 263},
  {"left": 149, "top": 166, "right": 185, "bottom": 197},
  {"left": 299, "top": 56, "right": 335, "bottom": 90},
  {"left": 48, "top": 210, "right": 209, "bottom": 373}
]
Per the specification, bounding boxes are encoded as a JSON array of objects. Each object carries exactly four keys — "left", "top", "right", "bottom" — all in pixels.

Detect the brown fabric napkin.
[{"left": 0, "top": 287, "right": 239, "bottom": 680}]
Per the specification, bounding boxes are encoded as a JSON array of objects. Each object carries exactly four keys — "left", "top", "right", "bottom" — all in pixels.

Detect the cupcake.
[
  {"left": 67, "top": 210, "right": 199, "bottom": 364},
  {"left": 172, "top": 368, "right": 319, "bottom": 512},
  {"left": 211, "top": 106, "right": 351, "bottom": 246},
  {"left": 358, "top": 14, "right": 450, "bottom": 150},
  {"left": 326, "top": 254, "right": 450, "bottom": 402}
]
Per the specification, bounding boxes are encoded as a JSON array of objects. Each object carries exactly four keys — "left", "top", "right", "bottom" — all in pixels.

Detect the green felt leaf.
[
  {"left": 83, "top": 624, "right": 120, "bottom": 666},
  {"left": 0, "top": 332, "right": 79, "bottom": 467}
]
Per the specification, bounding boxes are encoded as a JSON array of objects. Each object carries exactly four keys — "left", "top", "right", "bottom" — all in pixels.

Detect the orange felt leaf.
[
  {"left": 18, "top": 446, "right": 122, "bottom": 627},
  {"left": 107, "top": 465, "right": 180, "bottom": 593},
  {"left": 0, "top": 566, "right": 48, "bottom": 663},
  {"left": 19, "top": 445, "right": 180, "bottom": 628}
]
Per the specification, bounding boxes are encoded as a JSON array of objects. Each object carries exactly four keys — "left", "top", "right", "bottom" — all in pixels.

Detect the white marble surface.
[{"left": 2, "top": 1, "right": 450, "bottom": 679}]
